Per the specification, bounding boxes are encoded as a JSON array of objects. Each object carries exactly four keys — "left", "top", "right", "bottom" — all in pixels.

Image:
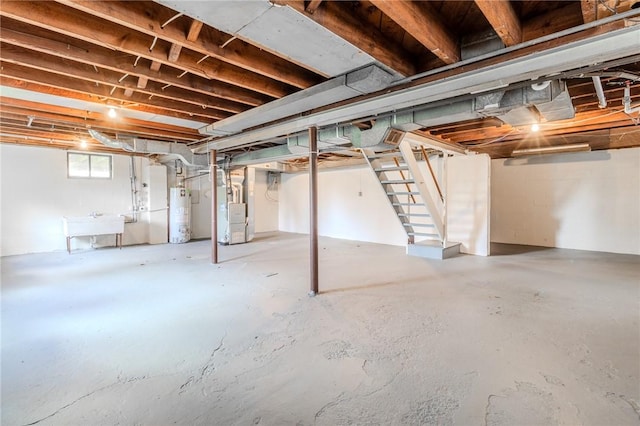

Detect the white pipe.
[
  {"left": 592, "top": 76, "right": 607, "bottom": 108},
  {"left": 623, "top": 85, "right": 640, "bottom": 115}
]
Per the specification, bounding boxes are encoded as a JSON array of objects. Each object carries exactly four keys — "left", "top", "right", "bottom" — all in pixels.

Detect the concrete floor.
[{"left": 2, "top": 232, "right": 639, "bottom": 425}]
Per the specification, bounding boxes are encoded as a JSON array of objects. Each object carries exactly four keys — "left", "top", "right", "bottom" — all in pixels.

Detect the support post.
[
  {"left": 442, "top": 152, "right": 448, "bottom": 247},
  {"left": 309, "top": 126, "right": 319, "bottom": 296},
  {"left": 211, "top": 149, "right": 218, "bottom": 264}
]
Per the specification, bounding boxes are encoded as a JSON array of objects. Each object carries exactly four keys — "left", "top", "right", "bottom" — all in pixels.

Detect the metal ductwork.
[
  {"left": 391, "top": 80, "right": 575, "bottom": 130},
  {"left": 89, "top": 129, "right": 208, "bottom": 168},
  {"left": 155, "top": 0, "right": 394, "bottom": 78},
  {"left": 194, "top": 23, "right": 640, "bottom": 154},
  {"left": 200, "top": 63, "right": 396, "bottom": 137},
  {"left": 227, "top": 80, "right": 575, "bottom": 167}
]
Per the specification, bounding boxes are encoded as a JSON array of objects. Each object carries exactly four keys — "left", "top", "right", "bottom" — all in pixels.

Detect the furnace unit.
[{"left": 217, "top": 167, "right": 254, "bottom": 245}]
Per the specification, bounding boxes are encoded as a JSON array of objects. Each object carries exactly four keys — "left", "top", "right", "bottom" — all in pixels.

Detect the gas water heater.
[
  {"left": 169, "top": 186, "right": 191, "bottom": 243},
  {"left": 217, "top": 167, "right": 255, "bottom": 245}
]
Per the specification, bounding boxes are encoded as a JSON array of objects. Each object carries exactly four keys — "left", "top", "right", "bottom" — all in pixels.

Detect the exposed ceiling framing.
[{"left": 1, "top": 0, "right": 639, "bottom": 161}]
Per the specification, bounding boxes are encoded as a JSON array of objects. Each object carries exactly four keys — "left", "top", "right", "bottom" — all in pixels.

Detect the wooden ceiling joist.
[
  {"left": 55, "top": 0, "right": 322, "bottom": 89},
  {"left": 275, "top": 0, "right": 417, "bottom": 77},
  {"left": 0, "top": 1, "right": 298, "bottom": 99},
  {"left": 0, "top": 64, "right": 226, "bottom": 122},
  {"left": 0, "top": 77, "right": 211, "bottom": 124},
  {"left": 0, "top": 105, "right": 200, "bottom": 142},
  {"left": 0, "top": 43, "right": 251, "bottom": 115},
  {"left": 474, "top": 0, "right": 522, "bottom": 46},
  {"left": 369, "top": 0, "right": 461, "bottom": 64},
  {"left": 0, "top": 26, "right": 272, "bottom": 107}
]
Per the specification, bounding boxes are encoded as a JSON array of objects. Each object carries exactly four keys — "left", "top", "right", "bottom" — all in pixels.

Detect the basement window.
[{"left": 67, "top": 152, "right": 112, "bottom": 179}]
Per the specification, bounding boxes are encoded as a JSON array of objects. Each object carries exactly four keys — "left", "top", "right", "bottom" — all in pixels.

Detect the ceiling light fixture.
[
  {"left": 79, "top": 139, "right": 88, "bottom": 149},
  {"left": 511, "top": 143, "right": 591, "bottom": 156},
  {"left": 108, "top": 107, "right": 117, "bottom": 118},
  {"left": 530, "top": 123, "right": 540, "bottom": 132}
]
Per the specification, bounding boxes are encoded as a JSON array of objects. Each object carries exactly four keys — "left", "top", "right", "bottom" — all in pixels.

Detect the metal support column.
[
  {"left": 442, "top": 153, "right": 448, "bottom": 247},
  {"left": 211, "top": 149, "right": 218, "bottom": 264},
  {"left": 309, "top": 126, "right": 319, "bottom": 296}
]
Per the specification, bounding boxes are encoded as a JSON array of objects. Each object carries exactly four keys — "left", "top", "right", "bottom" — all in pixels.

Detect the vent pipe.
[
  {"left": 89, "top": 130, "right": 208, "bottom": 168},
  {"left": 592, "top": 76, "right": 608, "bottom": 109}
]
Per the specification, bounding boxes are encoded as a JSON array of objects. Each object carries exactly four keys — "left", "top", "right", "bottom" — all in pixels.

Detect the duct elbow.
[{"left": 88, "top": 129, "right": 135, "bottom": 151}]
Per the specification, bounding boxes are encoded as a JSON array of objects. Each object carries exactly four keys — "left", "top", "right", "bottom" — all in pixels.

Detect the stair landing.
[{"left": 407, "top": 240, "right": 461, "bottom": 260}]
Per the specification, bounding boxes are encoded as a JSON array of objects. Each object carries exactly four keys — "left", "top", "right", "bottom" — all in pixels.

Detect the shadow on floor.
[
  {"left": 319, "top": 280, "right": 408, "bottom": 295},
  {"left": 490, "top": 243, "right": 553, "bottom": 256}
]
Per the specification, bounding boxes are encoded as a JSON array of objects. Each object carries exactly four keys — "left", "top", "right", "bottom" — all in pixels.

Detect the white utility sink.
[{"left": 62, "top": 215, "right": 125, "bottom": 253}]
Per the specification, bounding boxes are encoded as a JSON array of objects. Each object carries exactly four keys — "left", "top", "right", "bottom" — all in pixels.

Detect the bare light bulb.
[
  {"left": 531, "top": 123, "right": 540, "bottom": 132},
  {"left": 80, "top": 139, "right": 88, "bottom": 149},
  {"left": 108, "top": 107, "right": 117, "bottom": 118}
]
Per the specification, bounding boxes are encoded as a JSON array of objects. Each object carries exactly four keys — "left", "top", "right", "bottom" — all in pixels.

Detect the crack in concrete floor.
[{"left": 3, "top": 233, "right": 639, "bottom": 425}]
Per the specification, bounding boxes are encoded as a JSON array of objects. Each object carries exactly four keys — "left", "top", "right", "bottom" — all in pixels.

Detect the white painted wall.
[
  {"left": 279, "top": 165, "right": 408, "bottom": 246},
  {"left": 491, "top": 148, "right": 640, "bottom": 255},
  {"left": 0, "top": 144, "right": 160, "bottom": 256},
  {"left": 447, "top": 154, "right": 491, "bottom": 256},
  {"left": 253, "top": 169, "right": 279, "bottom": 233}
]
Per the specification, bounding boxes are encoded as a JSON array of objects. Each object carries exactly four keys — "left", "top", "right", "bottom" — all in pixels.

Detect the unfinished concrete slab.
[{"left": 2, "top": 232, "right": 639, "bottom": 425}]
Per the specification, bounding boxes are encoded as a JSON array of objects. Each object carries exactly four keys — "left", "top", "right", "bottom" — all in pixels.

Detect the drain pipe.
[
  {"left": 592, "top": 76, "right": 607, "bottom": 109},
  {"left": 128, "top": 157, "right": 139, "bottom": 223},
  {"left": 623, "top": 83, "right": 640, "bottom": 115}
]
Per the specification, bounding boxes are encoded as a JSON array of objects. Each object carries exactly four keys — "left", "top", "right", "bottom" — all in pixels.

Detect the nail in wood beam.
[
  {"left": 211, "top": 149, "right": 218, "bottom": 264},
  {"left": 309, "top": 126, "right": 319, "bottom": 296}
]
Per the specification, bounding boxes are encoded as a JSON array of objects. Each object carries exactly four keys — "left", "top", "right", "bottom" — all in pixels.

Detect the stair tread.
[
  {"left": 380, "top": 179, "right": 414, "bottom": 184},
  {"left": 392, "top": 202, "right": 425, "bottom": 206},
  {"left": 387, "top": 191, "right": 419, "bottom": 195},
  {"left": 374, "top": 166, "right": 408, "bottom": 172},
  {"left": 403, "top": 223, "right": 435, "bottom": 227},
  {"left": 407, "top": 232, "right": 440, "bottom": 237},
  {"left": 398, "top": 213, "right": 431, "bottom": 217}
]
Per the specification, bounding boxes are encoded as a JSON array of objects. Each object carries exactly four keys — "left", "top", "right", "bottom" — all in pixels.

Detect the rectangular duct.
[{"left": 200, "top": 64, "right": 395, "bottom": 136}]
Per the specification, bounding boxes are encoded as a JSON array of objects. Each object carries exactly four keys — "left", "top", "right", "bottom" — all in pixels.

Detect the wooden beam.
[
  {"left": 168, "top": 43, "right": 182, "bottom": 62},
  {"left": 137, "top": 76, "right": 149, "bottom": 89},
  {"left": 56, "top": 0, "right": 322, "bottom": 89},
  {"left": 581, "top": 0, "right": 637, "bottom": 23},
  {"left": 581, "top": 0, "right": 598, "bottom": 23},
  {"left": 0, "top": 43, "right": 247, "bottom": 114},
  {"left": 305, "top": 0, "right": 323, "bottom": 14},
  {"left": 276, "top": 0, "right": 416, "bottom": 77},
  {"left": 149, "top": 60, "right": 162, "bottom": 72},
  {"left": 186, "top": 19, "right": 204, "bottom": 42},
  {"left": 369, "top": 0, "right": 460, "bottom": 64},
  {"left": 474, "top": 0, "right": 522, "bottom": 46},
  {"left": 522, "top": 2, "right": 583, "bottom": 41},
  {"left": 0, "top": 98, "right": 201, "bottom": 141},
  {"left": 0, "top": 26, "right": 270, "bottom": 106},
  {"left": 0, "top": 77, "right": 211, "bottom": 123},
  {"left": 0, "top": 1, "right": 298, "bottom": 98},
  {"left": 0, "top": 63, "right": 228, "bottom": 121}
]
